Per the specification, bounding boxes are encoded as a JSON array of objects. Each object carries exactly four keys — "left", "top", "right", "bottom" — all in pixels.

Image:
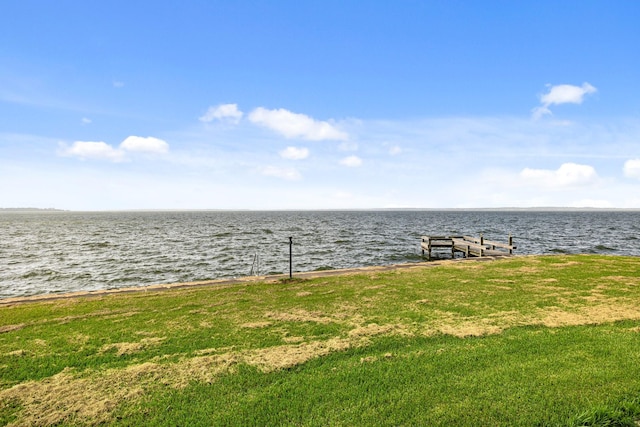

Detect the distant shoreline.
[{"left": 0, "top": 208, "right": 67, "bottom": 212}]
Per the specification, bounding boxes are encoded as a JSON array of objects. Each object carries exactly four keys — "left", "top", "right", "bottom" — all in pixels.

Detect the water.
[{"left": 1, "top": 210, "right": 639, "bottom": 299}]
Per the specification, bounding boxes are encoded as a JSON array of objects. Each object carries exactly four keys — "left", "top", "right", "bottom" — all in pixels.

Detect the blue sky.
[{"left": 1, "top": 1, "right": 640, "bottom": 210}]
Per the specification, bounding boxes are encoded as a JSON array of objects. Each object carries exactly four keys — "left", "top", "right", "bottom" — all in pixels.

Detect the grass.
[{"left": 1, "top": 254, "right": 640, "bottom": 425}]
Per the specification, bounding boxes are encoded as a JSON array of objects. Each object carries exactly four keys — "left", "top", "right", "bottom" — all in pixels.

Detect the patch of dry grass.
[
  {"left": 0, "top": 367, "right": 143, "bottom": 426},
  {"left": 99, "top": 337, "right": 166, "bottom": 356},
  {"left": 295, "top": 291, "right": 313, "bottom": 297},
  {"left": 537, "top": 304, "right": 640, "bottom": 328},
  {"left": 240, "top": 321, "right": 273, "bottom": 329},
  {"left": 0, "top": 335, "right": 359, "bottom": 425},
  {"left": 347, "top": 323, "right": 411, "bottom": 338},
  {"left": 0, "top": 312, "right": 430, "bottom": 425},
  {"left": 265, "top": 309, "right": 335, "bottom": 324},
  {"left": 0, "top": 325, "right": 25, "bottom": 334},
  {"left": 244, "top": 338, "right": 354, "bottom": 372}
]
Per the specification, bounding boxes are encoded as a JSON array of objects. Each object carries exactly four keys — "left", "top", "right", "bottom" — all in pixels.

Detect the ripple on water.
[{"left": 548, "top": 248, "right": 570, "bottom": 254}]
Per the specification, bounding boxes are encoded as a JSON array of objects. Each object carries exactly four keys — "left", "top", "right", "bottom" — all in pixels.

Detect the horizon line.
[{"left": 3, "top": 207, "right": 640, "bottom": 213}]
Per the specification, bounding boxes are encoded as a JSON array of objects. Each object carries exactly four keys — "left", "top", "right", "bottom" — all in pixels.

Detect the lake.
[{"left": 1, "top": 210, "right": 639, "bottom": 298}]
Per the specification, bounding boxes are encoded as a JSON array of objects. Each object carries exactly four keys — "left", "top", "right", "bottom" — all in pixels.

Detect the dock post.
[
  {"left": 508, "top": 234, "right": 513, "bottom": 255},
  {"left": 422, "top": 237, "right": 430, "bottom": 260},
  {"left": 288, "top": 237, "right": 293, "bottom": 279}
]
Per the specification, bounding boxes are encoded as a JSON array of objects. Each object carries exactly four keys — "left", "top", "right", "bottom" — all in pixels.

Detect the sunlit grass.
[{"left": 1, "top": 255, "right": 639, "bottom": 425}]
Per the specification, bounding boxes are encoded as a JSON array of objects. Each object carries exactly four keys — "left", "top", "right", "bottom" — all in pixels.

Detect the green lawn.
[{"left": 1, "top": 255, "right": 640, "bottom": 426}]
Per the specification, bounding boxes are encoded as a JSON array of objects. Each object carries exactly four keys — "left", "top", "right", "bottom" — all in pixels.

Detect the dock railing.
[{"left": 421, "top": 234, "right": 516, "bottom": 260}]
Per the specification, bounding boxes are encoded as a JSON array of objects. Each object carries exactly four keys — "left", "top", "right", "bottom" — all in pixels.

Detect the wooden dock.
[{"left": 421, "top": 234, "right": 516, "bottom": 260}]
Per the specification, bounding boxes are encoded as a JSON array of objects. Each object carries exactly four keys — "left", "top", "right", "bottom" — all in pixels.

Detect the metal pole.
[{"left": 288, "top": 236, "right": 293, "bottom": 279}]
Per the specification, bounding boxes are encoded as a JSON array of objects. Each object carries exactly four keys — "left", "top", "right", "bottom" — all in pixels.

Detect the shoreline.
[{"left": 0, "top": 256, "right": 512, "bottom": 306}]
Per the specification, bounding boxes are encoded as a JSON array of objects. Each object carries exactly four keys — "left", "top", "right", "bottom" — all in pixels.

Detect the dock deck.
[{"left": 421, "top": 234, "right": 516, "bottom": 260}]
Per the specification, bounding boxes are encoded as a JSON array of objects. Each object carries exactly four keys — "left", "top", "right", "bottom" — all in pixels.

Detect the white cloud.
[
  {"left": 59, "top": 136, "right": 168, "bottom": 162},
  {"left": 279, "top": 146, "right": 309, "bottom": 160},
  {"left": 82, "top": 117, "right": 92, "bottom": 124},
  {"left": 532, "top": 82, "right": 597, "bottom": 119},
  {"left": 248, "top": 107, "right": 348, "bottom": 141},
  {"left": 199, "top": 103, "right": 244, "bottom": 124},
  {"left": 113, "top": 81, "right": 124, "bottom": 88},
  {"left": 520, "top": 163, "right": 598, "bottom": 187},
  {"left": 541, "top": 82, "right": 597, "bottom": 105},
  {"left": 59, "top": 141, "right": 125, "bottom": 162},
  {"left": 260, "top": 166, "right": 302, "bottom": 180},
  {"left": 120, "top": 136, "right": 169, "bottom": 154},
  {"left": 531, "top": 106, "right": 552, "bottom": 120},
  {"left": 340, "top": 155, "right": 363, "bottom": 167},
  {"left": 623, "top": 159, "right": 640, "bottom": 179}
]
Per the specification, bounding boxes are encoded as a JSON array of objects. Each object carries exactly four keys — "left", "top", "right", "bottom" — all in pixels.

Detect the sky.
[{"left": 1, "top": 0, "right": 640, "bottom": 210}]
